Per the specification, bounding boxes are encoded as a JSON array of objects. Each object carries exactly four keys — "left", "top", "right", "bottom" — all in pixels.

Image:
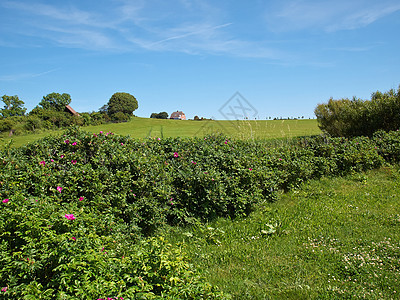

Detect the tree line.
[{"left": 0, "top": 92, "right": 138, "bottom": 136}]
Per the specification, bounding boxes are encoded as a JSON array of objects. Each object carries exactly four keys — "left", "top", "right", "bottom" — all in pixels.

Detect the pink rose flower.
[
  {"left": 79, "top": 196, "right": 84, "bottom": 201},
  {"left": 57, "top": 186, "right": 63, "bottom": 193},
  {"left": 2, "top": 199, "right": 9, "bottom": 203},
  {"left": 1, "top": 287, "right": 7, "bottom": 292},
  {"left": 173, "top": 152, "right": 179, "bottom": 158},
  {"left": 71, "top": 237, "right": 76, "bottom": 241},
  {"left": 72, "top": 142, "right": 77, "bottom": 146},
  {"left": 39, "top": 161, "right": 46, "bottom": 166},
  {"left": 65, "top": 214, "right": 75, "bottom": 220}
]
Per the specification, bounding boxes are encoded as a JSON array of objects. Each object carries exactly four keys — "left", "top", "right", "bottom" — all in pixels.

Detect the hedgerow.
[{"left": 1, "top": 127, "right": 400, "bottom": 298}]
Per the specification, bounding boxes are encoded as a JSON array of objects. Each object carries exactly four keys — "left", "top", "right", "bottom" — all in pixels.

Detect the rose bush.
[{"left": 1, "top": 126, "right": 400, "bottom": 298}]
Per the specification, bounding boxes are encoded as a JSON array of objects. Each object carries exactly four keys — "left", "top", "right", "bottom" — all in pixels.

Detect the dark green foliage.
[
  {"left": 23, "top": 116, "right": 42, "bottom": 132},
  {"left": 150, "top": 112, "right": 169, "bottom": 119},
  {"left": 1, "top": 127, "right": 400, "bottom": 298},
  {"left": 23, "top": 92, "right": 80, "bottom": 133},
  {"left": 0, "top": 95, "right": 26, "bottom": 118},
  {"left": 315, "top": 85, "right": 400, "bottom": 137},
  {"left": 0, "top": 92, "right": 89, "bottom": 136},
  {"left": 85, "top": 111, "right": 110, "bottom": 126},
  {"left": 111, "top": 111, "right": 130, "bottom": 122},
  {"left": 38, "top": 93, "right": 72, "bottom": 112},
  {"left": 0, "top": 118, "right": 16, "bottom": 132},
  {"left": 107, "top": 92, "right": 138, "bottom": 118},
  {"left": 0, "top": 116, "right": 26, "bottom": 135},
  {"left": 29, "top": 108, "right": 74, "bottom": 129}
]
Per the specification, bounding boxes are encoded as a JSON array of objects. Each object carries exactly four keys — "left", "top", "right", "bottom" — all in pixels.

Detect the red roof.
[
  {"left": 170, "top": 111, "right": 186, "bottom": 119},
  {"left": 65, "top": 105, "right": 80, "bottom": 116}
]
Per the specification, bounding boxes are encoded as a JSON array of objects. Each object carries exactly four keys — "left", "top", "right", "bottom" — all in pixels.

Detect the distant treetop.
[{"left": 38, "top": 92, "right": 72, "bottom": 111}]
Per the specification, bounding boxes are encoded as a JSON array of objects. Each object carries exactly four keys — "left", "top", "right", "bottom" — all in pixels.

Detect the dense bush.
[
  {"left": 315, "top": 85, "right": 400, "bottom": 137},
  {"left": 1, "top": 127, "right": 400, "bottom": 298},
  {"left": 150, "top": 112, "right": 169, "bottom": 119},
  {"left": 111, "top": 111, "right": 130, "bottom": 123}
]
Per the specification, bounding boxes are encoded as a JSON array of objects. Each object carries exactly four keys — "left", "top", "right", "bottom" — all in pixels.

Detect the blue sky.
[{"left": 1, "top": 0, "right": 399, "bottom": 120}]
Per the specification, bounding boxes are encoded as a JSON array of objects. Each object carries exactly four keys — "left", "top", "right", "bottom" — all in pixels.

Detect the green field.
[
  {"left": 165, "top": 167, "right": 400, "bottom": 299},
  {"left": 0, "top": 117, "right": 321, "bottom": 148}
]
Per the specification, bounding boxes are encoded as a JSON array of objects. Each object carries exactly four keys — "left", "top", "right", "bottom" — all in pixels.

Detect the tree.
[
  {"left": 0, "top": 95, "right": 27, "bottom": 118},
  {"left": 107, "top": 92, "right": 138, "bottom": 118},
  {"left": 150, "top": 112, "right": 168, "bottom": 119},
  {"left": 38, "top": 92, "right": 71, "bottom": 111},
  {"left": 315, "top": 85, "right": 400, "bottom": 137}
]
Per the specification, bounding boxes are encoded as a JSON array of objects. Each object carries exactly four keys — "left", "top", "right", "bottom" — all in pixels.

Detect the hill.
[{"left": 0, "top": 118, "right": 321, "bottom": 148}]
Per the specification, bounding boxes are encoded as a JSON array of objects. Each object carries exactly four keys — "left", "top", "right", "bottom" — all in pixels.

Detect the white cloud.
[
  {"left": 327, "top": 4, "right": 400, "bottom": 31},
  {"left": 265, "top": 0, "right": 400, "bottom": 32}
]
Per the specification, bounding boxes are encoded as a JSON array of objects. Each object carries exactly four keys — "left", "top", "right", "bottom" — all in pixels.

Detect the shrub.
[
  {"left": 23, "top": 116, "right": 43, "bottom": 132},
  {"left": 0, "top": 118, "right": 15, "bottom": 133},
  {"left": 0, "top": 194, "right": 224, "bottom": 298},
  {"left": 111, "top": 111, "right": 130, "bottom": 122},
  {"left": 1, "top": 127, "right": 400, "bottom": 297},
  {"left": 315, "top": 85, "right": 400, "bottom": 137},
  {"left": 150, "top": 112, "right": 169, "bottom": 119}
]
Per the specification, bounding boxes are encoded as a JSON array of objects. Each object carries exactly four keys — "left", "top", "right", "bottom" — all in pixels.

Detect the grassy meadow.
[
  {"left": 0, "top": 117, "right": 321, "bottom": 148},
  {"left": 165, "top": 167, "right": 400, "bottom": 299}
]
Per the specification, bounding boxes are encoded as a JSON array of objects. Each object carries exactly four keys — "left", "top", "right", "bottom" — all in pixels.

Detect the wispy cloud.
[
  {"left": 0, "top": 69, "right": 59, "bottom": 82},
  {"left": 2, "top": 0, "right": 369, "bottom": 63},
  {"left": 325, "top": 45, "right": 377, "bottom": 52},
  {"left": 0, "top": 0, "right": 283, "bottom": 59},
  {"left": 265, "top": 0, "right": 400, "bottom": 32},
  {"left": 2, "top": 1, "right": 109, "bottom": 28},
  {"left": 148, "top": 23, "right": 233, "bottom": 47}
]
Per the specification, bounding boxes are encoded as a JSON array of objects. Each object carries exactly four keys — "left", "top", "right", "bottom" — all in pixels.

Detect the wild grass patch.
[{"left": 165, "top": 167, "right": 400, "bottom": 299}]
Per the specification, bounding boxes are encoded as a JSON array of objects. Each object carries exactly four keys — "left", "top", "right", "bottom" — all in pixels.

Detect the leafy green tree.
[
  {"left": 0, "top": 118, "right": 15, "bottom": 132},
  {"left": 158, "top": 112, "right": 168, "bottom": 119},
  {"left": 315, "top": 85, "right": 400, "bottom": 137},
  {"left": 38, "top": 92, "right": 71, "bottom": 111},
  {"left": 107, "top": 92, "right": 138, "bottom": 117},
  {"left": 0, "top": 95, "right": 27, "bottom": 118},
  {"left": 150, "top": 112, "right": 168, "bottom": 119}
]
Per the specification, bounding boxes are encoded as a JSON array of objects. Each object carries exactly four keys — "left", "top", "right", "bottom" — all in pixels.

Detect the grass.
[
  {"left": 0, "top": 117, "right": 321, "bottom": 148},
  {"left": 164, "top": 167, "right": 400, "bottom": 299}
]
